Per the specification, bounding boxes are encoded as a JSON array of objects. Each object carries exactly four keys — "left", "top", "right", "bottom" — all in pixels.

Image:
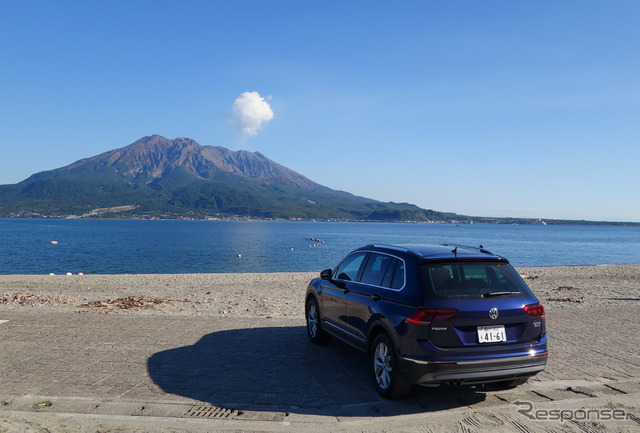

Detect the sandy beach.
[{"left": 1, "top": 264, "right": 639, "bottom": 317}]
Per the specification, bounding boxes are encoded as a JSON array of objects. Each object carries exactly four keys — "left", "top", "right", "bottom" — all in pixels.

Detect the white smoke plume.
[{"left": 232, "top": 91, "right": 274, "bottom": 136}]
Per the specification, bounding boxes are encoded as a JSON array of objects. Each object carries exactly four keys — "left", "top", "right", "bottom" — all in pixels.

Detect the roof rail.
[
  {"left": 367, "top": 244, "right": 423, "bottom": 256},
  {"left": 441, "top": 244, "right": 495, "bottom": 255}
]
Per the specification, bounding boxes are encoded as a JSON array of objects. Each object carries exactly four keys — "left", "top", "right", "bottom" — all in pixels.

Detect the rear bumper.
[{"left": 398, "top": 351, "right": 548, "bottom": 385}]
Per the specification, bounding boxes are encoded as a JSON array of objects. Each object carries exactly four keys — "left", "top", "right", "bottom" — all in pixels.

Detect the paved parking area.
[{"left": 1, "top": 306, "right": 640, "bottom": 432}]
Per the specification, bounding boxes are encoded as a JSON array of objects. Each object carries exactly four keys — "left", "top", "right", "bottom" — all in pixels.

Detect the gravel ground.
[{"left": 1, "top": 264, "right": 639, "bottom": 317}]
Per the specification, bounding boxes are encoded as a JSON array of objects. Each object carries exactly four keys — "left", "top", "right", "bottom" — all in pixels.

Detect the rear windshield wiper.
[{"left": 482, "top": 291, "right": 521, "bottom": 298}]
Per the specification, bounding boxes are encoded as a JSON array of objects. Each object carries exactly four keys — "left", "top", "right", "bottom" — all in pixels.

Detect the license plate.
[{"left": 477, "top": 325, "right": 506, "bottom": 343}]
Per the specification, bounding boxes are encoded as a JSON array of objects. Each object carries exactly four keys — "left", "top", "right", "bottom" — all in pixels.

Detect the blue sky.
[{"left": 1, "top": 1, "right": 639, "bottom": 221}]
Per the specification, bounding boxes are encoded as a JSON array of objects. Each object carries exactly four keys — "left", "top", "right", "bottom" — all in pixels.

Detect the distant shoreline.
[{"left": 1, "top": 215, "right": 639, "bottom": 225}]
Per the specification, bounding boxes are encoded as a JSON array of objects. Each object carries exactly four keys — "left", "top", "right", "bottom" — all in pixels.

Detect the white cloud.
[{"left": 232, "top": 91, "right": 274, "bottom": 136}]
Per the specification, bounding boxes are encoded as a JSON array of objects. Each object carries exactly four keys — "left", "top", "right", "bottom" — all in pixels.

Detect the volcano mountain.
[{"left": 0, "top": 135, "right": 457, "bottom": 221}]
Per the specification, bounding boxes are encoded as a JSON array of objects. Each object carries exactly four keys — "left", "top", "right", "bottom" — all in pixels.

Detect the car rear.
[{"left": 397, "top": 259, "right": 547, "bottom": 386}]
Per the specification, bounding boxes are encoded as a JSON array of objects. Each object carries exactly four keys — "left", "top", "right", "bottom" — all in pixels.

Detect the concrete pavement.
[{"left": 1, "top": 306, "right": 640, "bottom": 432}]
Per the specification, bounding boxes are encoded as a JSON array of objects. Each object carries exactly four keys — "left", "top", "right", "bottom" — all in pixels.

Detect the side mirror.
[{"left": 320, "top": 269, "right": 332, "bottom": 280}]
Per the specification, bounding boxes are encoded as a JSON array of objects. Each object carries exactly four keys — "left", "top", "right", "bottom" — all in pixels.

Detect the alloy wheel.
[
  {"left": 307, "top": 302, "right": 318, "bottom": 338},
  {"left": 373, "top": 340, "right": 392, "bottom": 390}
]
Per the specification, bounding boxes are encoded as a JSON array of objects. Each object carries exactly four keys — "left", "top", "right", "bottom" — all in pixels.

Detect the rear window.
[{"left": 420, "top": 261, "right": 533, "bottom": 299}]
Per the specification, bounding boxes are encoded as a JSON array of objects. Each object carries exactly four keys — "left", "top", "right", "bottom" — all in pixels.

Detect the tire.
[
  {"left": 498, "top": 377, "right": 529, "bottom": 389},
  {"left": 306, "top": 298, "right": 330, "bottom": 344},
  {"left": 371, "top": 333, "right": 411, "bottom": 399}
]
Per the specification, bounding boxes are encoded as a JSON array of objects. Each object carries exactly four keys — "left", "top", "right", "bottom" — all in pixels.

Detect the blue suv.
[{"left": 305, "top": 244, "right": 547, "bottom": 398}]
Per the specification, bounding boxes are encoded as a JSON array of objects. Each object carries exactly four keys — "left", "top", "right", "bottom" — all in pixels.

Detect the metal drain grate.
[{"left": 183, "top": 405, "right": 239, "bottom": 418}]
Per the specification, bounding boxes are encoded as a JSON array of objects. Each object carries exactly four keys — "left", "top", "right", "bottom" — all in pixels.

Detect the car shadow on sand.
[{"left": 147, "top": 325, "right": 489, "bottom": 417}]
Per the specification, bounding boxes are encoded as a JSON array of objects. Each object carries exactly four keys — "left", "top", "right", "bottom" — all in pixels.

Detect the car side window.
[
  {"left": 378, "top": 258, "right": 405, "bottom": 289},
  {"left": 389, "top": 259, "right": 405, "bottom": 289},
  {"left": 360, "top": 253, "right": 394, "bottom": 286},
  {"left": 334, "top": 252, "right": 367, "bottom": 281}
]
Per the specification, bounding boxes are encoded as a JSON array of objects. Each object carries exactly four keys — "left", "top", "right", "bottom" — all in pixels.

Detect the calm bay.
[{"left": 1, "top": 219, "right": 639, "bottom": 275}]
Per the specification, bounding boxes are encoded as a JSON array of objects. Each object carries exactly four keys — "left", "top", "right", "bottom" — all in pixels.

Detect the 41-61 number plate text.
[{"left": 477, "top": 325, "right": 506, "bottom": 343}]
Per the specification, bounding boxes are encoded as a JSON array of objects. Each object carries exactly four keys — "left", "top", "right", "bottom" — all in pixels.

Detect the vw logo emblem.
[{"left": 489, "top": 307, "right": 499, "bottom": 320}]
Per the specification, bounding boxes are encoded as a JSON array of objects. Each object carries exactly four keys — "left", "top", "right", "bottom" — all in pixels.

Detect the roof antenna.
[
  {"left": 452, "top": 246, "right": 458, "bottom": 256},
  {"left": 479, "top": 244, "right": 484, "bottom": 248}
]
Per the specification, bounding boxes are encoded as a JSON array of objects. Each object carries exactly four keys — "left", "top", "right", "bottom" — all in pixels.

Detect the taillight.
[
  {"left": 524, "top": 303, "right": 545, "bottom": 318},
  {"left": 406, "top": 308, "right": 458, "bottom": 325}
]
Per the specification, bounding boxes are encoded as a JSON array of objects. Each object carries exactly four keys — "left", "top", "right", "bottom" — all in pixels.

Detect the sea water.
[{"left": 0, "top": 219, "right": 639, "bottom": 274}]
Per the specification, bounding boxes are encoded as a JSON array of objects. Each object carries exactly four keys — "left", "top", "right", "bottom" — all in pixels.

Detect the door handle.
[{"left": 372, "top": 294, "right": 381, "bottom": 301}]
